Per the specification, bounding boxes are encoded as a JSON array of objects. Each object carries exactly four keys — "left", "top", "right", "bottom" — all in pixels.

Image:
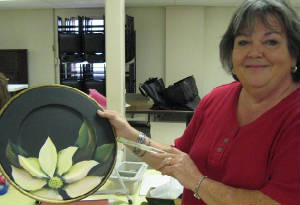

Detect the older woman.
[
  {"left": 0, "top": 73, "right": 10, "bottom": 109},
  {"left": 97, "top": 0, "right": 300, "bottom": 204}
]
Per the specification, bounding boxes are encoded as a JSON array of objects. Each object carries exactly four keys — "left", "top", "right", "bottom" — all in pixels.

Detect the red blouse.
[{"left": 175, "top": 81, "right": 300, "bottom": 205}]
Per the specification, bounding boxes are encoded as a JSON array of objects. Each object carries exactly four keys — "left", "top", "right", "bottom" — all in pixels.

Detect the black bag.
[
  {"left": 163, "top": 75, "right": 200, "bottom": 110},
  {"left": 139, "top": 78, "right": 168, "bottom": 109}
]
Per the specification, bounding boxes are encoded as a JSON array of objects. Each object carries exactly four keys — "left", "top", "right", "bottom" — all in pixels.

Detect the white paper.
[
  {"left": 150, "top": 177, "right": 183, "bottom": 199},
  {"left": 139, "top": 175, "right": 170, "bottom": 195}
]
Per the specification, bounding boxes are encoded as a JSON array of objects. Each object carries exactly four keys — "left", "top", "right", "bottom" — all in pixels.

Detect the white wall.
[
  {"left": 54, "top": 8, "right": 104, "bottom": 17},
  {"left": 202, "top": 7, "right": 236, "bottom": 95},
  {"left": 126, "top": 7, "right": 165, "bottom": 88},
  {"left": 0, "top": 9, "right": 55, "bottom": 86},
  {"left": 165, "top": 6, "right": 205, "bottom": 93}
]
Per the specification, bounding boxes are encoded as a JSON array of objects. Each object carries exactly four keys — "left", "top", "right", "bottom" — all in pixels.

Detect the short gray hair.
[{"left": 219, "top": 0, "right": 300, "bottom": 82}]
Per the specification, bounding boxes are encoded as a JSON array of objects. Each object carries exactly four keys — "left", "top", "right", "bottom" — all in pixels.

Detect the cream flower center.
[{"left": 48, "top": 176, "right": 63, "bottom": 189}]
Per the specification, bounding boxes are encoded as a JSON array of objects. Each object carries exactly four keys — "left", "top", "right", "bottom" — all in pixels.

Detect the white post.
[
  {"left": 105, "top": 0, "right": 125, "bottom": 114},
  {"left": 105, "top": 0, "right": 126, "bottom": 166}
]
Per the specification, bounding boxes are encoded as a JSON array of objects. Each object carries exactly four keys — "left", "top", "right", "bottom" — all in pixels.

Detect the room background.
[{"left": 0, "top": 4, "right": 299, "bottom": 149}]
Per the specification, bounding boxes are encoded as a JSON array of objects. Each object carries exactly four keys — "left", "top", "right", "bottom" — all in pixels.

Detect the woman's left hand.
[{"left": 151, "top": 147, "right": 203, "bottom": 191}]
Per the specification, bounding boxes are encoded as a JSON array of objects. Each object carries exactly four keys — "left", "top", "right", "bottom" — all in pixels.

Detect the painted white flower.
[{"left": 11, "top": 137, "right": 102, "bottom": 200}]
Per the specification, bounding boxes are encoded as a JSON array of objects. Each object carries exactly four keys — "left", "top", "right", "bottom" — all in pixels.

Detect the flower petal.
[
  {"left": 62, "top": 160, "right": 99, "bottom": 183},
  {"left": 64, "top": 176, "right": 102, "bottom": 198},
  {"left": 32, "top": 188, "right": 63, "bottom": 200},
  {"left": 18, "top": 155, "right": 47, "bottom": 178},
  {"left": 57, "top": 146, "right": 78, "bottom": 176},
  {"left": 39, "top": 137, "right": 57, "bottom": 177},
  {"left": 11, "top": 166, "right": 47, "bottom": 191}
]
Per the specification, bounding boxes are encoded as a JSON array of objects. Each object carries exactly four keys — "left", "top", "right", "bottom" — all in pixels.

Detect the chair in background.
[
  {"left": 83, "top": 33, "right": 105, "bottom": 63},
  {"left": 58, "top": 33, "right": 83, "bottom": 62}
]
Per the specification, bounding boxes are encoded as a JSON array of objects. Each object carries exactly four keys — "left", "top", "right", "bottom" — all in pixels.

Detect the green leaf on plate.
[
  {"left": 94, "top": 143, "right": 115, "bottom": 163},
  {"left": 89, "top": 144, "right": 115, "bottom": 176},
  {"left": 73, "top": 120, "right": 97, "bottom": 162},
  {"left": 5, "top": 140, "right": 28, "bottom": 168}
]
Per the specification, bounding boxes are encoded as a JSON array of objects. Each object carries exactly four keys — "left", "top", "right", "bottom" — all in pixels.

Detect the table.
[
  {"left": 0, "top": 170, "right": 179, "bottom": 205},
  {"left": 7, "top": 84, "right": 29, "bottom": 97},
  {"left": 126, "top": 93, "right": 194, "bottom": 126},
  {"left": 7, "top": 84, "right": 28, "bottom": 92},
  {"left": 0, "top": 172, "right": 142, "bottom": 205}
]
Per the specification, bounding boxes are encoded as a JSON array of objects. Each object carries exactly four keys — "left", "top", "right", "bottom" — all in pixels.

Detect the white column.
[
  {"left": 105, "top": 0, "right": 125, "bottom": 114},
  {"left": 105, "top": 0, "right": 126, "bottom": 165}
]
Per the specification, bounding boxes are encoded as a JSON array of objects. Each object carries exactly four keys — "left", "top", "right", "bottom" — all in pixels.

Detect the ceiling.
[{"left": 0, "top": 0, "right": 299, "bottom": 10}]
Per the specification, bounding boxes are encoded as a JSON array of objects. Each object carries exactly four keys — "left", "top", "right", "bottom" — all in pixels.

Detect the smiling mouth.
[{"left": 245, "top": 65, "right": 269, "bottom": 69}]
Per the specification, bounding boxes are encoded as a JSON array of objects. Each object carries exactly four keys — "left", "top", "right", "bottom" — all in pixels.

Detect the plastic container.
[{"left": 109, "top": 161, "right": 148, "bottom": 194}]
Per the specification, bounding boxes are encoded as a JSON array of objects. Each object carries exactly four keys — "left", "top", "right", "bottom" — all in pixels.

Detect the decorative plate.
[{"left": 0, "top": 85, "right": 117, "bottom": 203}]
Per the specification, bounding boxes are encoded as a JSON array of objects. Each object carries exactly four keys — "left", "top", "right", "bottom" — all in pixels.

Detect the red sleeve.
[
  {"left": 261, "top": 121, "right": 300, "bottom": 204},
  {"left": 174, "top": 93, "right": 209, "bottom": 153}
]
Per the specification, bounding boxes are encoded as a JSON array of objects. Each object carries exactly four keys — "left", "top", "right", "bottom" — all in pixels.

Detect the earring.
[{"left": 292, "top": 66, "right": 298, "bottom": 73}]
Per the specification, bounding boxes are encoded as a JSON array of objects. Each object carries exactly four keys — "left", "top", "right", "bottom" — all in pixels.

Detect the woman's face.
[{"left": 232, "top": 16, "right": 296, "bottom": 91}]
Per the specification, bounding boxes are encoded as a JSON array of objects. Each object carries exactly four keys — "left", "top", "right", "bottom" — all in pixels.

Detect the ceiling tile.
[{"left": 0, "top": 0, "right": 299, "bottom": 10}]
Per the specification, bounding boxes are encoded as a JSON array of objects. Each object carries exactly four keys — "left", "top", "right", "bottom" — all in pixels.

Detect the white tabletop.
[{"left": 7, "top": 84, "right": 28, "bottom": 92}]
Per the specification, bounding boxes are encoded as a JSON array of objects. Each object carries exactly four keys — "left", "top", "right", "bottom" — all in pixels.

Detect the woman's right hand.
[{"left": 97, "top": 110, "right": 138, "bottom": 140}]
